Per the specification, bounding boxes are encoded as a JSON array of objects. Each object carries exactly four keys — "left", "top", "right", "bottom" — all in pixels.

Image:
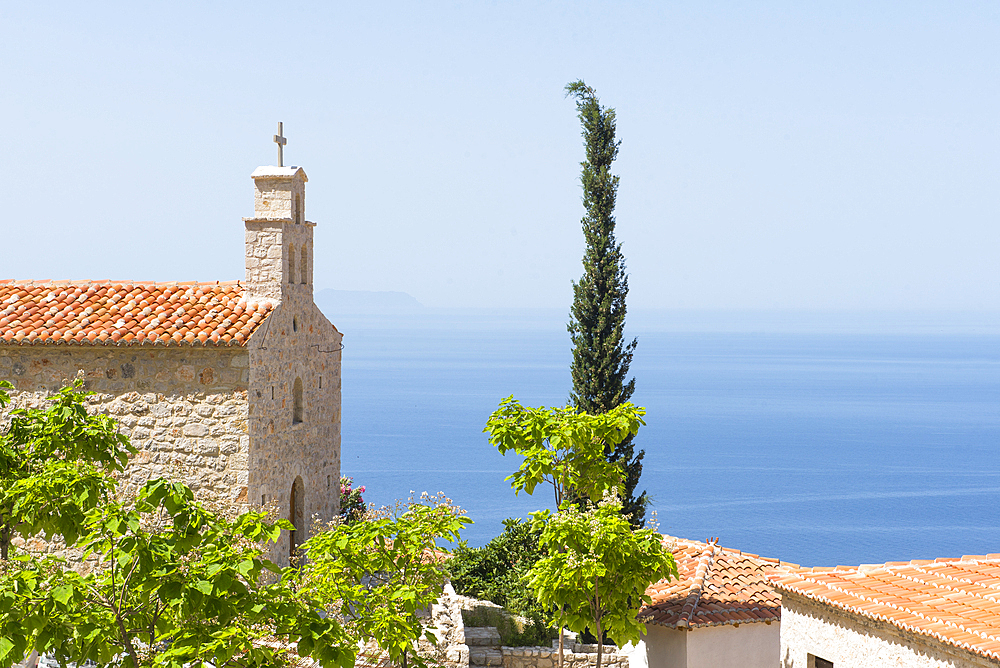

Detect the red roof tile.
[
  {"left": 769, "top": 556, "right": 1000, "bottom": 662},
  {"left": 639, "top": 536, "right": 795, "bottom": 629},
  {"left": 0, "top": 280, "right": 273, "bottom": 347}
]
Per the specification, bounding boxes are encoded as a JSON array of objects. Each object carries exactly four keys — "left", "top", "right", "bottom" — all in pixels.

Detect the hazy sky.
[{"left": 3, "top": 2, "right": 999, "bottom": 309}]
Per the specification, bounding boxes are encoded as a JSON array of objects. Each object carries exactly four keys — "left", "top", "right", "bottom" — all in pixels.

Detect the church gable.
[{"left": 0, "top": 281, "right": 273, "bottom": 346}]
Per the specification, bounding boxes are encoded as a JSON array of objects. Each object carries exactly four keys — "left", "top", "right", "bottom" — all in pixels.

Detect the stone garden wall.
[
  {"left": 430, "top": 589, "right": 629, "bottom": 668},
  {"left": 500, "top": 644, "right": 628, "bottom": 668}
]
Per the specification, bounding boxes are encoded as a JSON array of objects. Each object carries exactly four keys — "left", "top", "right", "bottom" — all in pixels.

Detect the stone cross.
[{"left": 273, "top": 122, "right": 287, "bottom": 167}]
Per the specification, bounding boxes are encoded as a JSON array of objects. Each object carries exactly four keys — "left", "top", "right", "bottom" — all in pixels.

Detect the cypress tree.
[{"left": 565, "top": 80, "right": 647, "bottom": 526}]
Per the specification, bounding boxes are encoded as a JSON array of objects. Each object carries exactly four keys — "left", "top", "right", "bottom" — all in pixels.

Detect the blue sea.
[{"left": 335, "top": 308, "right": 1000, "bottom": 569}]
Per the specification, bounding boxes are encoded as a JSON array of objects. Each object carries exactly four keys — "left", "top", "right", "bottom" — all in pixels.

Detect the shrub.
[
  {"left": 462, "top": 606, "right": 554, "bottom": 648},
  {"left": 339, "top": 476, "right": 366, "bottom": 524},
  {"left": 448, "top": 518, "right": 555, "bottom": 645}
]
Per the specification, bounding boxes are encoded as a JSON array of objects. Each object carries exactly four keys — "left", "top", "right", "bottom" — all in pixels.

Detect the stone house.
[
  {"left": 769, "top": 554, "right": 1000, "bottom": 667},
  {"left": 0, "top": 163, "right": 342, "bottom": 565},
  {"left": 626, "top": 536, "right": 789, "bottom": 668}
]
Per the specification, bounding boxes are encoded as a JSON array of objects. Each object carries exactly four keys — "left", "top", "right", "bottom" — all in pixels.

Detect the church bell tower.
[
  {"left": 243, "top": 125, "right": 314, "bottom": 303},
  {"left": 243, "top": 123, "right": 340, "bottom": 568}
]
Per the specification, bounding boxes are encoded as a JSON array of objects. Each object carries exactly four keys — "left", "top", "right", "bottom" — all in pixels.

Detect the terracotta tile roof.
[
  {"left": 769, "top": 555, "right": 1000, "bottom": 662},
  {"left": 639, "top": 536, "right": 795, "bottom": 629},
  {"left": 0, "top": 280, "right": 274, "bottom": 346}
]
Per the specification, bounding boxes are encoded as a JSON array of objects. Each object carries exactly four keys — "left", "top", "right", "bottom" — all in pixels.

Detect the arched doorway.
[{"left": 289, "top": 476, "right": 305, "bottom": 563}]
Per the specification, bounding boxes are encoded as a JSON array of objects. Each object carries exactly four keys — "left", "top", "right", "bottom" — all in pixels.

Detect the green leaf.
[
  {"left": 0, "top": 387, "right": 356, "bottom": 668},
  {"left": 0, "top": 637, "right": 13, "bottom": 661},
  {"left": 51, "top": 584, "right": 73, "bottom": 605}
]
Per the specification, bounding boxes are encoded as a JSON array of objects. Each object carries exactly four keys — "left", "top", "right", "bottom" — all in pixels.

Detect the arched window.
[
  {"left": 295, "top": 193, "right": 303, "bottom": 225},
  {"left": 288, "top": 244, "right": 296, "bottom": 285},
  {"left": 289, "top": 476, "right": 305, "bottom": 559},
  {"left": 292, "top": 377, "right": 303, "bottom": 424},
  {"left": 300, "top": 244, "right": 308, "bottom": 284}
]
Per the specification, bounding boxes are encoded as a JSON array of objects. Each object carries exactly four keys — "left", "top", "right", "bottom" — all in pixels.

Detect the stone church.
[{"left": 0, "top": 157, "right": 342, "bottom": 565}]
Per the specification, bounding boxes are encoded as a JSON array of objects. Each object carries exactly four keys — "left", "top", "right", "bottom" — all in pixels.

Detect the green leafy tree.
[
  {"left": 302, "top": 493, "right": 470, "bottom": 668},
  {"left": 484, "top": 396, "right": 644, "bottom": 508},
  {"left": 528, "top": 498, "right": 677, "bottom": 668},
  {"left": 448, "top": 518, "right": 554, "bottom": 647},
  {"left": 485, "top": 397, "right": 647, "bottom": 665},
  {"left": 564, "top": 80, "right": 647, "bottom": 525},
  {"left": 0, "top": 478, "right": 353, "bottom": 668},
  {"left": 0, "top": 381, "right": 134, "bottom": 559}
]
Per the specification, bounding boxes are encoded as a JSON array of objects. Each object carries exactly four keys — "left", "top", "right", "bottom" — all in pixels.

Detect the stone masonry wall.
[
  {"left": 246, "top": 293, "right": 341, "bottom": 564},
  {"left": 419, "top": 583, "right": 470, "bottom": 668},
  {"left": 252, "top": 173, "right": 306, "bottom": 221},
  {"left": 780, "top": 593, "right": 999, "bottom": 668},
  {"left": 0, "top": 346, "right": 251, "bottom": 505},
  {"left": 244, "top": 168, "right": 342, "bottom": 566},
  {"left": 244, "top": 221, "right": 286, "bottom": 303}
]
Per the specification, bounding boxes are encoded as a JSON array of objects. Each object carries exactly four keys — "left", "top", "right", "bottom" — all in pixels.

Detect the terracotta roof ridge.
[
  {"left": 771, "top": 571, "right": 1000, "bottom": 661},
  {"left": 711, "top": 543, "right": 800, "bottom": 570},
  {"left": 691, "top": 604, "right": 771, "bottom": 616},
  {"left": 676, "top": 538, "right": 718, "bottom": 629}
]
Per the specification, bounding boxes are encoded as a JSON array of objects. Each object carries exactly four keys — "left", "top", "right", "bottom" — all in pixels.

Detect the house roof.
[
  {"left": 639, "top": 536, "right": 794, "bottom": 629},
  {"left": 769, "top": 555, "right": 1000, "bottom": 662},
  {"left": 0, "top": 280, "right": 274, "bottom": 346}
]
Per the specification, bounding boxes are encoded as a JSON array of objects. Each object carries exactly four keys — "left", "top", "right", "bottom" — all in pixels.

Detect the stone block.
[
  {"left": 193, "top": 441, "right": 220, "bottom": 457},
  {"left": 466, "top": 627, "right": 501, "bottom": 647},
  {"left": 446, "top": 646, "right": 469, "bottom": 664},
  {"left": 183, "top": 423, "right": 208, "bottom": 437}
]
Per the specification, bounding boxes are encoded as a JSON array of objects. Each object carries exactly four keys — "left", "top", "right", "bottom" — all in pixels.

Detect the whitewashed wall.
[
  {"left": 780, "top": 592, "right": 996, "bottom": 668},
  {"left": 626, "top": 622, "right": 778, "bottom": 668}
]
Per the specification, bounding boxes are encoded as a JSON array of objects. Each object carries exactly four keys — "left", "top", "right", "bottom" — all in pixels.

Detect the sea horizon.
[{"left": 327, "top": 298, "right": 1000, "bottom": 568}]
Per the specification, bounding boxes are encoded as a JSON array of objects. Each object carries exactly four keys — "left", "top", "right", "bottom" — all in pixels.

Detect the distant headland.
[{"left": 315, "top": 289, "right": 424, "bottom": 315}]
